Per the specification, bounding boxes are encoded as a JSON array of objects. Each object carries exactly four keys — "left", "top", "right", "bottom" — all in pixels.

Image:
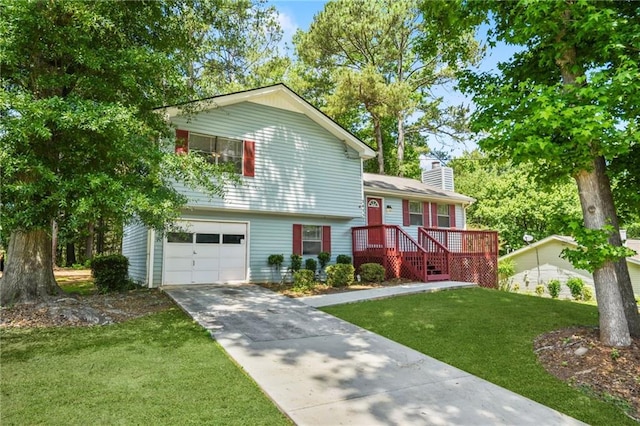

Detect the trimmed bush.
[
  {"left": 582, "top": 285, "right": 594, "bottom": 301},
  {"left": 547, "top": 279, "right": 561, "bottom": 299},
  {"left": 290, "top": 254, "right": 302, "bottom": 272},
  {"left": 535, "top": 284, "right": 545, "bottom": 296},
  {"left": 267, "top": 254, "right": 284, "bottom": 269},
  {"left": 336, "top": 254, "right": 352, "bottom": 264},
  {"left": 317, "top": 252, "right": 331, "bottom": 269},
  {"left": 292, "top": 270, "right": 316, "bottom": 291},
  {"left": 566, "top": 277, "right": 585, "bottom": 300},
  {"left": 304, "top": 258, "right": 317, "bottom": 273},
  {"left": 326, "top": 264, "right": 355, "bottom": 287},
  {"left": 91, "top": 254, "right": 134, "bottom": 293},
  {"left": 359, "top": 263, "right": 385, "bottom": 283}
]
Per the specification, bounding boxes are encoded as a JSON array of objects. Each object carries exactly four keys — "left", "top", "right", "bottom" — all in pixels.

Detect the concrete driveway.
[{"left": 165, "top": 284, "right": 585, "bottom": 425}]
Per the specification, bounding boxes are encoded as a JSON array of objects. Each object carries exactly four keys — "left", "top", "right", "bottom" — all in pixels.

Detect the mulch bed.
[{"left": 534, "top": 327, "right": 640, "bottom": 421}]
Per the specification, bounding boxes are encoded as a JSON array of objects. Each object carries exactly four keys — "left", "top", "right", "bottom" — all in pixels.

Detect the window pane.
[
  {"left": 437, "top": 204, "right": 449, "bottom": 215},
  {"left": 410, "top": 213, "right": 423, "bottom": 226},
  {"left": 190, "top": 134, "right": 214, "bottom": 153},
  {"left": 438, "top": 216, "right": 450, "bottom": 228},
  {"left": 303, "top": 241, "right": 322, "bottom": 255},
  {"left": 167, "top": 232, "right": 192, "bottom": 243},
  {"left": 196, "top": 233, "right": 219, "bottom": 244},
  {"left": 409, "top": 201, "right": 422, "bottom": 213},
  {"left": 222, "top": 234, "right": 244, "bottom": 244},
  {"left": 217, "top": 138, "right": 243, "bottom": 173},
  {"left": 302, "top": 225, "right": 321, "bottom": 240}
]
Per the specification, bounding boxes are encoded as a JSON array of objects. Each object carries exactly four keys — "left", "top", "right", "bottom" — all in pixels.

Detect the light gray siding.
[
  {"left": 150, "top": 210, "right": 364, "bottom": 285},
  {"left": 365, "top": 194, "right": 466, "bottom": 240},
  {"left": 122, "top": 222, "right": 148, "bottom": 285},
  {"left": 171, "top": 102, "right": 363, "bottom": 219}
]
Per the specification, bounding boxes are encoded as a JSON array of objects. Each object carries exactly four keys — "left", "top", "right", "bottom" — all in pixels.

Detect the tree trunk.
[
  {"left": 373, "top": 116, "right": 384, "bottom": 174},
  {"left": 85, "top": 222, "right": 94, "bottom": 260},
  {"left": 0, "top": 229, "right": 62, "bottom": 305},
  {"left": 51, "top": 220, "right": 58, "bottom": 268},
  {"left": 66, "top": 242, "right": 76, "bottom": 267},
  {"left": 96, "top": 217, "right": 105, "bottom": 255},
  {"left": 397, "top": 114, "right": 405, "bottom": 176},
  {"left": 574, "top": 156, "right": 637, "bottom": 346}
]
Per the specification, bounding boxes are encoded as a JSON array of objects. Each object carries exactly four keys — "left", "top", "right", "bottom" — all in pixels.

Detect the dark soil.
[{"left": 534, "top": 327, "right": 640, "bottom": 421}]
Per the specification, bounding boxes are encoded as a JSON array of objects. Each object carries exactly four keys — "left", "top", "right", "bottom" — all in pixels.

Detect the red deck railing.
[
  {"left": 419, "top": 228, "right": 499, "bottom": 288},
  {"left": 352, "top": 225, "right": 450, "bottom": 282}
]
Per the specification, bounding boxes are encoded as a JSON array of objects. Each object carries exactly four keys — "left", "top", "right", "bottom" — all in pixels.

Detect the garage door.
[{"left": 164, "top": 221, "right": 247, "bottom": 285}]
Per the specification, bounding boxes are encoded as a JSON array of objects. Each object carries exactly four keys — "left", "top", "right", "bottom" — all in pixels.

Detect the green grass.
[
  {"left": 0, "top": 308, "right": 290, "bottom": 425},
  {"left": 55, "top": 276, "right": 96, "bottom": 295},
  {"left": 323, "top": 287, "right": 635, "bottom": 426}
]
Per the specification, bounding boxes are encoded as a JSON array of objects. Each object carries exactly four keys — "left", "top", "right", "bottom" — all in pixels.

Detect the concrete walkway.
[{"left": 165, "top": 283, "right": 584, "bottom": 426}]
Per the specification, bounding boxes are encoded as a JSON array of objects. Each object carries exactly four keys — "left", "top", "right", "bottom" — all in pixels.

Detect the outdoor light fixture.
[
  {"left": 523, "top": 234, "right": 534, "bottom": 244},
  {"left": 386, "top": 205, "right": 392, "bottom": 213}
]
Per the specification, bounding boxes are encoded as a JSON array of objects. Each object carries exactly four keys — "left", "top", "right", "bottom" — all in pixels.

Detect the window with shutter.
[{"left": 174, "top": 130, "right": 253, "bottom": 175}]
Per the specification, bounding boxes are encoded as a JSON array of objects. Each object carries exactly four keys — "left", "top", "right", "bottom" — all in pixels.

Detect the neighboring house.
[
  {"left": 500, "top": 235, "right": 640, "bottom": 296},
  {"left": 122, "top": 84, "right": 497, "bottom": 288}
]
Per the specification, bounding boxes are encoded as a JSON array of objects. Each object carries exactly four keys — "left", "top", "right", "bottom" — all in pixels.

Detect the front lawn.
[
  {"left": 322, "top": 287, "right": 636, "bottom": 426},
  {"left": 0, "top": 308, "right": 290, "bottom": 425}
]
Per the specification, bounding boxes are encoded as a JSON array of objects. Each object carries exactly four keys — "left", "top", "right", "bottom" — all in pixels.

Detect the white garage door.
[{"left": 163, "top": 221, "right": 247, "bottom": 285}]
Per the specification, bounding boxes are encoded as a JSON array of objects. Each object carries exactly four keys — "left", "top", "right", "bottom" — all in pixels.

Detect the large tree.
[
  {"left": 0, "top": 1, "right": 237, "bottom": 305},
  {"left": 449, "top": 151, "right": 582, "bottom": 254},
  {"left": 293, "top": 0, "right": 479, "bottom": 176},
  {"left": 422, "top": 1, "right": 640, "bottom": 346},
  {"left": 189, "top": 0, "right": 290, "bottom": 95}
]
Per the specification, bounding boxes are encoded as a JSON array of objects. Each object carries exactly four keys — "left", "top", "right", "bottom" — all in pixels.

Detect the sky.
[{"left": 267, "top": 1, "right": 522, "bottom": 160}]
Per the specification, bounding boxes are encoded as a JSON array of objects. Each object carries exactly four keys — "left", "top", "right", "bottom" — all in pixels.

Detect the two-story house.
[{"left": 122, "top": 84, "right": 497, "bottom": 288}]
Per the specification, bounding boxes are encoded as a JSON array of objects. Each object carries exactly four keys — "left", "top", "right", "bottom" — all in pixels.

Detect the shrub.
[
  {"left": 535, "top": 284, "right": 545, "bottom": 296},
  {"left": 336, "top": 254, "right": 352, "bottom": 264},
  {"left": 91, "top": 254, "right": 134, "bottom": 293},
  {"left": 359, "top": 263, "right": 385, "bottom": 283},
  {"left": 290, "top": 254, "right": 302, "bottom": 272},
  {"left": 566, "top": 277, "right": 585, "bottom": 300},
  {"left": 326, "top": 264, "right": 355, "bottom": 287},
  {"left": 317, "top": 252, "right": 331, "bottom": 269},
  {"left": 292, "top": 270, "right": 316, "bottom": 291},
  {"left": 304, "top": 258, "right": 317, "bottom": 273},
  {"left": 512, "top": 283, "right": 520, "bottom": 292},
  {"left": 267, "top": 254, "right": 284, "bottom": 269},
  {"left": 497, "top": 258, "right": 515, "bottom": 290},
  {"left": 547, "top": 279, "right": 561, "bottom": 299},
  {"left": 498, "top": 258, "right": 515, "bottom": 279},
  {"left": 582, "top": 285, "right": 594, "bottom": 301}
]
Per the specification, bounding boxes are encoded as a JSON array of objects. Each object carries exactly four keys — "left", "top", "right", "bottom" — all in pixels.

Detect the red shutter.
[
  {"left": 449, "top": 204, "right": 457, "bottom": 228},
  {"left": 431, "top": 203, "right": 439, "bottom": 228},
  {"left": 422, "top": 202, "right": 429, "bottom": 228},
  {"left": 322, "top": 226, "right": 331, "bottom": 253},
  {"left": 402, "top": 200, "right": 410, "bottom": 226},
  {"left": 292, "top": 224, "right": 302, "bottom": 255},
  {"left": 243, "top": 140, "right": 255, "bottom": 177},
  {"left": 175, "top": 129, "right": 189, "bottom": 154}
]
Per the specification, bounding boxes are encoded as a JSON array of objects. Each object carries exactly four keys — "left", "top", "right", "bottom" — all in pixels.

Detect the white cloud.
[{"left": 277, "top": 11, "right": 298, "bottom": 45}]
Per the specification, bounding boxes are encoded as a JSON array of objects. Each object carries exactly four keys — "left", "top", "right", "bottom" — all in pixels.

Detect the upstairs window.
[
  {"left": 409, "top": 201, "right": 423, "bottom": 226},
  {"left": 189, "top": 133, "right": 243, "bottom": 173}
]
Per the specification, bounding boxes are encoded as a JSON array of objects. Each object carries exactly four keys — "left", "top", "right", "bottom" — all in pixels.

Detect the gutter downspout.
[{"left": 147, "top": 229, "right": 155, "bottom": 288}]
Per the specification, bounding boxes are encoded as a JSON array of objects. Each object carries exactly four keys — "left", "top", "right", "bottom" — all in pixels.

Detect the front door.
[{"left": 366, "top": 197, "right": 383, "bottom": 246}]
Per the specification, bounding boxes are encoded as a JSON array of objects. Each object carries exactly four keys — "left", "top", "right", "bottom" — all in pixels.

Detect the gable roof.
[
  {"left": 363, "top": 173, "right": 475, "bottom": 204},
  {"left": 500, "top": 234, "right": 640, "bottom": 266},
  {"left": 156, "top": 84, "right": 376, "bottom": 160}
]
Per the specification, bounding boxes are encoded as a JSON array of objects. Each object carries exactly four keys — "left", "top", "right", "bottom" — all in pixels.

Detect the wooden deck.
[{"left": 352, "top": 226, "right": 498, "bottom": 288}]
